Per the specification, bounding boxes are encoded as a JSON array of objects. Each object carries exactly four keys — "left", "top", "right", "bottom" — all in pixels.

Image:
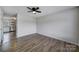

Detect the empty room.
[{"left": 0, "top": 6, "right": 79, "bottom": 52}]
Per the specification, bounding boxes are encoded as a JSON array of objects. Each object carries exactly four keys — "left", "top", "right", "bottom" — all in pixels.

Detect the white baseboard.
[
  {"left": 16, "top": 33, "right": 37, "bottom": 38},
  {"left": 38, "top": 33, "right": 79, "bottom": 46}
]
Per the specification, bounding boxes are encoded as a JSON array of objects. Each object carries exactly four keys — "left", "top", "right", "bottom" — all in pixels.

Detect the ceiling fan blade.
[
  {"left": 36, "top": 7, "right": 39, "bottom": 10},
  {"left": 27, "top": 7, "right": 32, "bottom": 10},
  {"left": 36, "top": 11, "right": 41, "bottom": 13}
]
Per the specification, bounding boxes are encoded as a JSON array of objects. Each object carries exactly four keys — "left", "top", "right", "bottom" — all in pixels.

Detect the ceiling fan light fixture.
[{"left": 33, "top": 11, "right": 36, "bottom": 14}]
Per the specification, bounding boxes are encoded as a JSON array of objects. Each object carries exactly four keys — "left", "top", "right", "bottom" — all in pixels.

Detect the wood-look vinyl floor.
[{"left": 0, "top": 32, "right": 79, "bottom": 52}]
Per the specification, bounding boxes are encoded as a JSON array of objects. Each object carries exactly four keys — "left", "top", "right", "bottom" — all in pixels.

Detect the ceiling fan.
[{"left": 27, "top": 7, "right": 41, "bottom": 14}]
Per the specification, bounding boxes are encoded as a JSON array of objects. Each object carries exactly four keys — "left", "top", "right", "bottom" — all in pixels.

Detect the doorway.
[
  {"left": 0, "top": 14, "right": 17, "bottom": 51},
  {"left": 3, "top": 15, "right": 17, "bottom": 43}
]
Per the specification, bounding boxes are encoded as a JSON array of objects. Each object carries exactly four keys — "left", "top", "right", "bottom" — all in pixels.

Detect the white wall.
[
  {"left": 17, "top": 13, "right": 36, "bottom": 37},
  {"left": 0, "top": 8, "right": 2, "bottom": 30},
  {"left": 77, "top": 7, "right": 79, "bottom": 45},
  {"left": 0, "top": 8, "right": 2, "bottom": 42},
  {"left": 37, "top": 7, "right": 78, "bottom": 45},
  {"left": 0, "top": 8, "right": 3, "bottom": 43}
]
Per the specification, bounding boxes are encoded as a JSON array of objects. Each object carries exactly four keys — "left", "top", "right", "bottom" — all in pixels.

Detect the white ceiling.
[{"left": 1, "top": 6, "right": 76, "bottom": 18}]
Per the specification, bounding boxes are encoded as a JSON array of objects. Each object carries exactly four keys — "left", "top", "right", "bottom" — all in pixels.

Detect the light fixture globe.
[{"left": 33, "top": 11, "right": 36, "bottom": 14}]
